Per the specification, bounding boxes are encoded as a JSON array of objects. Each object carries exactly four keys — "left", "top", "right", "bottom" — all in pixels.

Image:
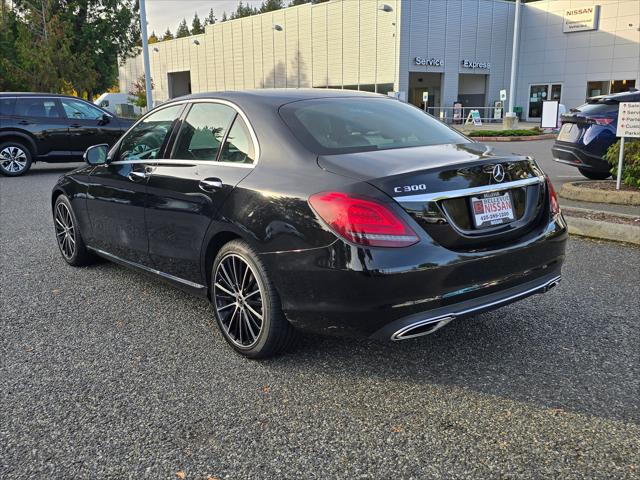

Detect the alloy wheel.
[
  {"left": 54, "top": 202, "right": 76, "bottom": 259},
  {"left": 213, "top": 253, "right": 264, "bottom": 348},
  {"left": 0, "top": 146, "right": 28, "bottom": 174}
]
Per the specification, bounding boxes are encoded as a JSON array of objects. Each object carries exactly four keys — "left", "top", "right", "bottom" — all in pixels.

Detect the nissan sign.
[{"left": 563, "top": 5, "right": 600, "bottom": 33}]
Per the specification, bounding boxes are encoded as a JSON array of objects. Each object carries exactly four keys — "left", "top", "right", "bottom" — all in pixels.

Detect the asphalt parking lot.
[{"left": 1, "top": 162, "right": 639, "bottom": 479}]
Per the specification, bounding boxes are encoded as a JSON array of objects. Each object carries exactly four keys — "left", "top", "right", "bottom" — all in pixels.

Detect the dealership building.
[{"left": 118, "top": 0, "right": 640, "bottom": 121}]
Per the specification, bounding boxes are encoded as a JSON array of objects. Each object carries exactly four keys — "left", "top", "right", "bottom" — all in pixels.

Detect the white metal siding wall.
[
  {"left": 517, "top": 0, "right": 640, "bottom": 115},
  {"left": 119, "top": 0, "right": 399, "bottom": 102},
  {"left": 399, "top": 0, "right": 516, "bottom": 109}
]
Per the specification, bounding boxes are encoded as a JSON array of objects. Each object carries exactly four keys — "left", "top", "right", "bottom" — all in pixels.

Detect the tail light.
[
  {"left": 592, "top": 117, "right": 614, "bottom": 126},
  {"left": 545, "top": 175, "right": 560, "bottom": 216},
  {"left": 308, "top": 192, "right": 419, "bottom": 247}
]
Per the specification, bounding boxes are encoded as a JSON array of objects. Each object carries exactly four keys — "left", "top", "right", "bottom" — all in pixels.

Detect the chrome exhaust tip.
[{"left": 391, "top": 315, "right": 455, "bottom": 341}]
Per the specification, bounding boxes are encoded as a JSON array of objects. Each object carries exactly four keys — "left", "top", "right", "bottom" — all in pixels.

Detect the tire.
[
  {"left": 211, "top": 239, "right": 297, "bottom": 359},
  {"left": 0, "top": 141, "right": 33, "bottom": 176},
  {"left": 53, "top": 195, "right": 96, "bottom": 267},
  {"left": 578, "top": 167, "right": 611, "bottom": 180}
]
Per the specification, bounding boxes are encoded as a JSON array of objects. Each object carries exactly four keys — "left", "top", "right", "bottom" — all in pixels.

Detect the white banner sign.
[
  {"left": 563, "top": 5, "right": 600, "bottom": 33},
  {"left": 617, "top": 102, "right": 640, "bottom": 138}
]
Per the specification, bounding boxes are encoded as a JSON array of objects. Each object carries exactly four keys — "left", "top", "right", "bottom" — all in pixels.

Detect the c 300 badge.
[{"left": 394, "top": 184, "right": 427, "bottom": 194}]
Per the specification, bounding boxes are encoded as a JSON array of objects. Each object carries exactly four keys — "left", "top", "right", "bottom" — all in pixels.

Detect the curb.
[
  {"left": 471, "top": 134, "right": 557, "bottom": 142},
  {"left": 560, "top": 181, "right": 640, "bottom": 206},
  {"left": 563, "top": 208, "right": 640, "bottom": 245}
]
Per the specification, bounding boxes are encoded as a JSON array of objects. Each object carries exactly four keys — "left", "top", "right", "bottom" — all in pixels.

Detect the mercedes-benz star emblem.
[{"left": 492, "top": 164, "right": 505, "bottom": 183}]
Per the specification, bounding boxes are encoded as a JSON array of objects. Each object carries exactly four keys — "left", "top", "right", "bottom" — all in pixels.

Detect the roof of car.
[
  {"left": 171, "top": 88, "right": 386, "bottom": 107},
  {"left": 0, "top": 92, "right": 85, "bottom": 99},
  {"left": 588, "top": 89, "right": 640, "bottom": 103}
]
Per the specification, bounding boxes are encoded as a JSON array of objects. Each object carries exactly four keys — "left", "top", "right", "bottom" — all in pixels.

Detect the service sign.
[
  {"left": 563, "top": 5, "right": 599, "bottom": 33},
  {"left": 616, "top": 102, "right": 640, "bottom": 138}
]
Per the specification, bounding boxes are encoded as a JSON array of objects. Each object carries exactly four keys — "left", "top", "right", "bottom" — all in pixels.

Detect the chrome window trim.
[
  {"left": 394, "top": 176, "right": 545, "bottom": 203},
  {"left": 120, "top": 98, "right": 261, "bottom": 169},
  {"left": 110, "top": 158, "right": 254, "bottom": 169}
]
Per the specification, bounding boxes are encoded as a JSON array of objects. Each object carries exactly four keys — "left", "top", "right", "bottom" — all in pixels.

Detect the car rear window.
[{"left": 279, "top": 97, "right": 468, "bottom": 155}]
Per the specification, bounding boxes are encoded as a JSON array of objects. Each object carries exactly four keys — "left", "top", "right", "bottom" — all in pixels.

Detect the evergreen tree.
[
  {"left": 259, "top": 0, "right": 284, "bottom": 13},
  {"left": 205, "top": 8, "right": 217, "bottom": 25},
  {"left": 162, "top": 28, "right": 174, "bottom": 41},
  {"left": 176, "top": 18, "right": 190, "bottom": 38},
  {"left": 191, "top": 12, "right": 204, "bottom": 34},
  {"left": 231, "top": 1, "right": 257, "bottom": 19},
  {"left": 221, "top": 12, "right": 228, "bottom": 22}
]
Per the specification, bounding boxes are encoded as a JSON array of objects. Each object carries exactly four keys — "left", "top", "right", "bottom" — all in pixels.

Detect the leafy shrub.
[
  {"left": 604, "top": 138, "right": 640, "bottom": 190},
  {"left": 468, "top": 128, "right": 542, "bottom": 137}
]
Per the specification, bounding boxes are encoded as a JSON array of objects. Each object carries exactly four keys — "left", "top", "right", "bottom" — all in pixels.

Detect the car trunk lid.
[{"left": 318, "top": 143, "right": 547, "bottom": 251}]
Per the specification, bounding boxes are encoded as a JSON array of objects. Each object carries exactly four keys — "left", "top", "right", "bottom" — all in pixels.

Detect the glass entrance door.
[{"left": 528, "top": 84, "right": 562, "bottom": 119}]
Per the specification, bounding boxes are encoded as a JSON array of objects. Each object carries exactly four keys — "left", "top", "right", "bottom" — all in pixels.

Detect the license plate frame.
[{"left": 470, "top": 191, "right": 515, "bottom": 229}]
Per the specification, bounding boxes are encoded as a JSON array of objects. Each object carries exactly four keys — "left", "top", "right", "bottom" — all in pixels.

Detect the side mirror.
[
  {"left": 84, "top": 144, "right": 109, "bottom": 165},
  {"left": 99, "top": 113, "right": 111, "bottom": 125}
]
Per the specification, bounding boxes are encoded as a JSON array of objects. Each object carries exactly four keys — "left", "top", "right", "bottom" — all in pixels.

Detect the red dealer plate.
[{"left": 470, "top": 191, "right": 515, "bottom": 228}]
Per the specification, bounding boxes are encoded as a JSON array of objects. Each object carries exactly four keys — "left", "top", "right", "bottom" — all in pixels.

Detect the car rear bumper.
[
  {"left": 552, "top": 143, "right": 610, "bottom": 172},
  {"left": 260, "top": 214, "right": 568, "bottom": 339}
]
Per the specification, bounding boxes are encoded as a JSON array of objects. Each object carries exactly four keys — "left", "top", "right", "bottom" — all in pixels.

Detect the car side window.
[
  {"left": 118, "top": 104, "right": 183, "bottom": 161},
  {"left": 60, "top": 98, "right": 104, "bottom": 120},
  {"left": 219, "top": 116, "right": 255, "bottom": 164},
  {"left": 0, "top": 98, "right": 15, "bottom": 116},
  {"left": 172, "top": 103, "right": 235, "bottom": 161},
  {"left": 14, "top": 98, "right": 61, "bottom": 118}
]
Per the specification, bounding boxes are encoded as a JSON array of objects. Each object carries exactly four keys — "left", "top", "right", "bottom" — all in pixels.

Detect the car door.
[
  {"left": 85, "top": 103, "right": 185, "bottom": 265},
  {"left": 145, "top": 101, "right": 257, "bottom": 284},
  {"left": 11, "top": 97, "right": 70, "bottom": 159},
  {"left": 59, "top": 97, "right": 124, "bottom": 158}
]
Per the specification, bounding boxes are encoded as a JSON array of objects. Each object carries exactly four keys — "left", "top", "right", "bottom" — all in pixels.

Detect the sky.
[{"left": 146, "top": 0, "right": 264, "bottom": 36}]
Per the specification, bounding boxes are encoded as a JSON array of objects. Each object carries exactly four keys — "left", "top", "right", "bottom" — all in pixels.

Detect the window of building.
[
  {"left": 587, "top": 79, "right": 636, "bottom": 99},
  {"left": 173, "top": 103, "right": 236, "bottom": 161},
  {"left": 611, "top": 79, "right": 636, "bottom": 94}
]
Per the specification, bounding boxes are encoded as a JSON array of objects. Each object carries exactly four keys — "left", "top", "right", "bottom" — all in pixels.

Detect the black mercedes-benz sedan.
[{"left": 51, "top": 90, "right": 567, "bottom": 358}]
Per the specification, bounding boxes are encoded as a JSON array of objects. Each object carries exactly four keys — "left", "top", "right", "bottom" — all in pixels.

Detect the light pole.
[
  {"left": 505, "top": 0, "right": 521, "bottom": 128},
  {"left": 139, "top": 0, "right": 153, "bottom": 110}
]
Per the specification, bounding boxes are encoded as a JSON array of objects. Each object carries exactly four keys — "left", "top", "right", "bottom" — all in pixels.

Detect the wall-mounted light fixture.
[
  {"left": 273, "top": 24, "right": 283, "bottom": 31},
  {"left": 193, "top": 39, "right": 200, "bottom": 45},
  {"left": 378, "top": 4, "right": 393, "bottom": 12}
]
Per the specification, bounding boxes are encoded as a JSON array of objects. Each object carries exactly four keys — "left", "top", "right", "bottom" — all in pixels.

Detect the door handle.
[
  {"left": 18, "top": 120, "right": 30, "bottom": 125},
  {"left": 199, "top": 178, "right": 223, "bottom": 192},
  {"left": 128, "top": 171, "right": 147, "bottom": 182},
  {"left": 69, "top": 124, "right": 82, "bottom": 128}
]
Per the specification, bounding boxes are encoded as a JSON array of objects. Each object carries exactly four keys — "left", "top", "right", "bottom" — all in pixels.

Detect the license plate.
[
  {"left": 557, "top": 123, "right": 575, "bottom": 141},
  {"left": 470, "top": 192, "right": 515, "bottom": 228}
]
